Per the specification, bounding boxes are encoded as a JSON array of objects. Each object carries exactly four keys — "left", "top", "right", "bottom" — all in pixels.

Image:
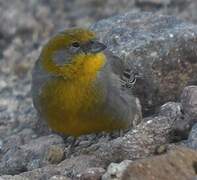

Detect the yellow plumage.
[{"left": 32, "top": 28, "right": 135, "bottom": 137}]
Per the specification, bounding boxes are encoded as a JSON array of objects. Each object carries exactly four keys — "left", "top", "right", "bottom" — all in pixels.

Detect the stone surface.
[
  {"left": 185, "top": 123, "right": 197, "bottom": 150},
  {"left": 91, "top": 12, "right": 197, "bottom": 114},
  {"left": 102, "top": 160, "right": 132, "bottom": 180},
  {"left": 158, "top": 102, "right": 182, "bottom": 119},
  {"left": 49, "top": 175, "right": 69, "bottom": 180},
  {"left": 0, "top": 134, "right": 64, "bottom": 175},
  {"left": 158, "top": 101, "right": 191, "bottom": 142},
  {"left": 121, "top": 147, "right": 197, "bottom": 180},
  {"left": 78, "top": 167, "right": 105, "bottom": 180},
  {"left": 13, "top": 155, "right": 102, "bottom": 180},
  {"left": 181, "top": 86, "right": 197, "bottom": 121},
  {"left": 0, "top": 175, "right": 30, "bottom": 180},
  {"left": 0, "top": 106, "right": 186, "bottom": 178},
  {"left": 71, "top": 115, "right": 176, "bottom": 162},
  {"left": 45, "top": 145, "right": 64, "bottom": 164}
]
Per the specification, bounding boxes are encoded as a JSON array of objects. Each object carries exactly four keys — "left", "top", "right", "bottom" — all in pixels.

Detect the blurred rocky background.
[{"left": 0, "top": 0, "right": 197, "bottom": 179}]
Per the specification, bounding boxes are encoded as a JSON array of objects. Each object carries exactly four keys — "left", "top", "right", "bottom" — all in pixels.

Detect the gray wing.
[
  {"left": 104, "top": 51, "right": 137, "bottom": 90},
  {"left": 96, "top": 51, "right": 139, "bottom": 126}
]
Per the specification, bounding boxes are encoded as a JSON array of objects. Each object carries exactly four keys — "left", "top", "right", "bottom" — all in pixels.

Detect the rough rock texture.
[
  {"left": 1, "top": 100, "right": 188, "bottom": 179},
  {"left": 185, "top": 123, "right": 197, "bottom": 150},
  {"left": 119, "top": 147, "right": 197, "bottom": 180},
  {"left": 179, "top": 86, "right": 197, "bottom": 149},
  {"left": 0, "top": 176, "right": 29, "bottom": 180},
  {"left": 1, "top": 0, "right": 197, "bottom": 179},
  {"left": 102, "top": 160, "right": 132, "bottom": 180},
  {"left": 78, "top": 167, "right": 105, "bottom": 180},
  {"left": 181, "top": 86, "right": 197, "bottom": 121},
  {"left": 1, "top": 155, "right": 103, "bottom": 180},
  {"left": 91, "top": 12, "right": 197, "bottom": 115},
  {"left": 73, "top": 115, "right": 175, "bottom": 162},
  {"left": 0, "top": 134, "right": 65, "bottom": 175}
]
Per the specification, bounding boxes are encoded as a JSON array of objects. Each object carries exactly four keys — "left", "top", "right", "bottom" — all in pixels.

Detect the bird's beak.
[{"left": 81, "top": 40, "right": 107, "bottom": 54}]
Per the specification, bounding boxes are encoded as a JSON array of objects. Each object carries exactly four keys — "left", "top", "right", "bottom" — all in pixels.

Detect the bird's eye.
[{"left": 72, "top": 42, "right": 80, "bottom": 48}]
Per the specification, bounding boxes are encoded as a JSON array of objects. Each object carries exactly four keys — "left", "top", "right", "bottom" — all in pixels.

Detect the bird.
[{"left": 32, "top": 28, "right": 139, "bottom": 137}]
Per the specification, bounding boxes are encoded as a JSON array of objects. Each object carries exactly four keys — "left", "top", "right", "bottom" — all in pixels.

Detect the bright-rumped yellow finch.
[{"left": 32, "top": 28, "right": 138, "bottom": 136}]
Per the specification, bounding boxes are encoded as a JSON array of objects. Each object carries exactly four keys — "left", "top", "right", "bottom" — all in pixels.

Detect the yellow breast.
[{"left": 39, "top": 53, "right": 126, "bottom": 136}]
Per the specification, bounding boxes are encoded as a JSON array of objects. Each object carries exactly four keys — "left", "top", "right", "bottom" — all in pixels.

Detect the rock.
[
  {"left": 45, "top": 145, "right": 64, "bottom": 164},
  {"left": 59, "top": 155, "right": 104, "bottom": 179},
  {"left": 91, "top": 12, "right": 197, "bottom": 114},
  {"left": 174, "top": 86, "right": 197, "bottom": 144},
  {"left": 158, "top": 102, "right": 182, "bottom": 119},
  {"left": 157, "top": 90, "right": 197, "bottom": 144},
  {"left": 181, "top": 86, "right": 197, "bottom": 121},
  {"left": 185, "top": 123, "right": 197, "bottom": 150},
  {"left": 63, "top": 101, "right": 195, "bottom": 166},
  {"left": 158, "top": 101, "right": 192, "bottom": 142},
  {"left": 135, "top": 0, "right": 171, "bottom": 11},
  {"left": 165, "top": 0, "right": 197, "bottom": 24},
  {"left": 121, "top": 147, "right": 197, "bottom": 180},
  {"left": 102, "top": 160, "right": 132, "bottom": 180},
  {"left": 78, "top": 167, "right": 105, "bottom": 180},
  {"left": 0, "top": 175, "right": 30, "bottom": 180},
  {"left": 0, "top": 134, "right": 64, "bottom": 175},
  {"left": 49, "top": 175, "right": 69, "bottom": 180},
  {"left": 0, "top": 140, "right": 3, "bottom": 152},
  {"left": 2, "top": 145, "right": 197, "bottom": 180},
  {"left": 71, "top": 115, "right": 175, "bottom": 163},
  {"left": 1, "top": 128, "right": 37, "bottom": 154},
  {"left": 0, "top": 155, "right": 103, "bottom": 180},
  {"left": 154, "top": 144, "right": 168, "bottom": 155}
]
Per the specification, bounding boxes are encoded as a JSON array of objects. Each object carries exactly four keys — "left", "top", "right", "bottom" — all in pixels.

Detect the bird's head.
[{"left": 40, "top": 28, "right": 107, "bottom": 79}]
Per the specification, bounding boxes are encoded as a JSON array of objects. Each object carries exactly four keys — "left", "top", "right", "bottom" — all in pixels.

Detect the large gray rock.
[{"left": 91, "top": 12, "right": 197, "bottom": 114}]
